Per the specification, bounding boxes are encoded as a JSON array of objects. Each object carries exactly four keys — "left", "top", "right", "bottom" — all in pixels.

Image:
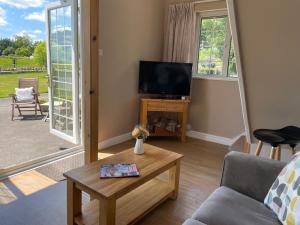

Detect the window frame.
[{"left": 193, "top": 10, "right": 238, "bottom": 81}]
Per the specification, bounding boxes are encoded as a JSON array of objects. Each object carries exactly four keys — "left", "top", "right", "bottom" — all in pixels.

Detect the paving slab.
[{"left": 0, "top": 97, "right": 75, "bottom": 169}]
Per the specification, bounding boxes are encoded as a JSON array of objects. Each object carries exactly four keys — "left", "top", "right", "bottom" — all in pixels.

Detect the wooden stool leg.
[
  {"left": 255, "top": 141, "right": 263, "bottom": 156},
  {"left": 290, "top": 145, "right": 296, "bottom": 155},
  {"left": 275, "top": 146, "right": 281, "bottom": 161},
  {"left": 243, "top": 138, "right": 251, "bottom": 154},
  {"left": 270, "top": 147, "right": 276, "bottom": 160}
]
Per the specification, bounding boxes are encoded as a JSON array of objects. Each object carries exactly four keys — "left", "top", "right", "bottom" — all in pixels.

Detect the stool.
[
  {"left": 254, "top": 129, "right": 285, "bottom": 160},
  {"left": 278, "top": 126, "right": 300, "bottom": 155},
  {"left": 254, "top": 126, "right": 300, "bottom": 161}
]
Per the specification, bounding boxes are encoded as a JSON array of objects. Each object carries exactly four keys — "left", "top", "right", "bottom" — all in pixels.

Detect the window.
[{"left": 195, "top": 11, "right": 237, "bottom": 79}]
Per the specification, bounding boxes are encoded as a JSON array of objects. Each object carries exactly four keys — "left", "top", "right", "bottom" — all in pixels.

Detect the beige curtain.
[{"left": 163, "top": 2, "right": 196, "bottom": 63}]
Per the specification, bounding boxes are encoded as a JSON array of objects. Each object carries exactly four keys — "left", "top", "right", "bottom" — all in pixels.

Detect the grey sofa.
[{"left": 183, "top": 152, "right": 287, "bottom": 225}]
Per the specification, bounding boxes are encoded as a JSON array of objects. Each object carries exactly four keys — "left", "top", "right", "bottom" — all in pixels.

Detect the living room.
[{"left": 0, "top": 0, "right": 299, "bottom": 225}]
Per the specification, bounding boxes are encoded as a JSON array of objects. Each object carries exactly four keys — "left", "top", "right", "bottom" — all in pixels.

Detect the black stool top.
[
  {"left": 278, "top": 126, "right": 300, "bottom": 140},
  {"left": 253, "top": 129, "right": 285, "bottom": 147},
  {"left": 278, "top": 126, "right": 300, "bottom": 147},
  {"left": 254, "top": 126, "right": 300, "bottom": 148}
]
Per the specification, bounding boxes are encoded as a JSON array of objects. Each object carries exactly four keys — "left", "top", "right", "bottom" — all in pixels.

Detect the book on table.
[{"left": 100, "top": 163, "right": 140, "bottom": 178}]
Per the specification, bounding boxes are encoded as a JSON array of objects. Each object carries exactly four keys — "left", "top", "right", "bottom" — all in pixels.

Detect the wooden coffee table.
[{"left": 63, "top": 144, "right": 183, "bottom": 225}]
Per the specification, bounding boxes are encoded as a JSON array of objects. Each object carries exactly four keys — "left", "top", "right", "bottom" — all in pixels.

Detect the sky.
[{"left": 0, "top": 0, "right": 58, "bottom": 42}]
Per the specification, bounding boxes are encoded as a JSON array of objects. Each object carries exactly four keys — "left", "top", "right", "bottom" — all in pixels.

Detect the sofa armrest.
[
  {"left": 182, "top": 219, "right": 207, "bottom": 225},
  {"left": 220, "top": 152, "right": 286, "bottom": 202}
]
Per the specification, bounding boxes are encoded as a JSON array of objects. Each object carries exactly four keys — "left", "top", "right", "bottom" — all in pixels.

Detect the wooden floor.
[{"left": 0, "top": 138, "right": 229, "bottom": 225}]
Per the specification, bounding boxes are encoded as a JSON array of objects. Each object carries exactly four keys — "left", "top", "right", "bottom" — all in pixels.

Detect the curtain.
[{"left": 163, "top": 2, "right": 196, "bottom": 63}]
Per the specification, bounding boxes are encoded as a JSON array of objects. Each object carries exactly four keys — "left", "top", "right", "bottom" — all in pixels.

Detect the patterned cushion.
[{"left": 264, "top": 152, "right": 300, "bottom": 225}]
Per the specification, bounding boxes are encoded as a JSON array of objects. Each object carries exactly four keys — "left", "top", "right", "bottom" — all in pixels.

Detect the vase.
[{"left": 134, "top": 138, "right": 144, "bottom": 155}]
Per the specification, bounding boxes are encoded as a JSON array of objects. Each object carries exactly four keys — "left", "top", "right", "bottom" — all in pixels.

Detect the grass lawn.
[{"left": 0, "top": 72, "right": 48, "bottom": 98}]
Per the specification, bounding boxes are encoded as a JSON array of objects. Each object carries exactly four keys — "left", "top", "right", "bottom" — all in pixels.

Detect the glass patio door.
[{"left": 46, "top": 0, "right": 80, "bottom": 144}]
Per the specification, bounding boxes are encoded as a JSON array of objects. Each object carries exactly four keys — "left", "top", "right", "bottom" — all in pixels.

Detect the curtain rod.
[
  {"left": 193, "top": 0, "right": 223, "bottom": 3},
  {"left": 171, "top": 0, "right": 223, "bottom": 5}
]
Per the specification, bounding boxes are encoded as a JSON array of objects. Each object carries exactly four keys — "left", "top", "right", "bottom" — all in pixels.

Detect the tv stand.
[
  {"left": 155, "top": 95, "right": 181, "bottom": 100},
  {"left": 139, "top": 98, "right": 190, "bottom": 142}
]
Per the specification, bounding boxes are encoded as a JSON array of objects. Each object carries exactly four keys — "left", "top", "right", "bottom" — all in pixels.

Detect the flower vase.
[{"left": 134, "top": 138, "right": 144, "bottom": 155}]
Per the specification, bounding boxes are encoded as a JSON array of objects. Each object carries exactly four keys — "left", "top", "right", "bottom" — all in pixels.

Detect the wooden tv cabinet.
[{"left": 139, "top": 98, "right": 190, "bottom": 142}]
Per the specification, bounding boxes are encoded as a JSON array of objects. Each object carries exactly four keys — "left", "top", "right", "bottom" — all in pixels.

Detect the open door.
[{"left": 46, "top": 0, "right": 80, "bottom": 144}]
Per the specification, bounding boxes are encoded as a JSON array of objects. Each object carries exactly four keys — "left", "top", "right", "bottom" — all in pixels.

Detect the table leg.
[
  {"left": 140, "top": 103, "right": 147, "bottom": 129},
  {"left": 169, "top": 161, "right": 181, "bottom": 200},
  {"left": 181, "top": 107, "right": 188, "bottom": 142},
  {"left": 67, "top": 179, "right": 82, "bottom": 225},
  {"left": 99, "top": 198, "right": 116, "bottom": 225},
  {"left": 290, "top": 145, "right": 296, "bottom": 155},
  {"left": 177, "top": 112, "right": 187, "bottom": 142}
]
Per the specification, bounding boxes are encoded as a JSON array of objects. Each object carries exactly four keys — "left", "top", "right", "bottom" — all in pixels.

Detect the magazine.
[{"left": 100, "top": 163, "right": 140, "bottom": 178}]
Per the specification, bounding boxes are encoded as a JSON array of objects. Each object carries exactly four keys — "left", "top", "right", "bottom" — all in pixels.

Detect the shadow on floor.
[{"left": 0, "top": 182, "right": 67, "bottom": 225}]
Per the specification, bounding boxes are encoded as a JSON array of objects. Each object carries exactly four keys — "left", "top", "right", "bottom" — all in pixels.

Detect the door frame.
[
  {"left": 80, "top": 0, "right": 99, "bottom": 164},
  {"left": 0, "top": 0, "right": 99, "bottom": 179},
  {"left": 46, "top": 0, "right": 80, "bottom": 144}
]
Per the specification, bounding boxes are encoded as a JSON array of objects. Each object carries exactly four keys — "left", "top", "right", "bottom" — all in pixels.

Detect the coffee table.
[{"left": 63, "top": 144, "right": 183, "bottom": 225}]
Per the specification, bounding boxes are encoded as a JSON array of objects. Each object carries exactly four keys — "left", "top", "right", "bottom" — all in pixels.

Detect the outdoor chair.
[{"left": 11, "top": 78, "right": 43, "bottom": 121}]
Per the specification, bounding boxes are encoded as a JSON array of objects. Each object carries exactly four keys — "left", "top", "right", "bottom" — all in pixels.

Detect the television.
[{"left": 138, "top": 61, "right": 192, "bottom": 97}]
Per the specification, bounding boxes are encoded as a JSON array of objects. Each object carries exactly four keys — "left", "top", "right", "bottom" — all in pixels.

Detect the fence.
[{"left": 0, "top": 56, "right": 46, "bottom": 73}]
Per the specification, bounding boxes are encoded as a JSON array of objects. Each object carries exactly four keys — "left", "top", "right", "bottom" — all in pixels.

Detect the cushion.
[
  {"left": 15, "top": 87, "right": 34, "bottom": 102},
  {"left": 192, "top": 186, "right": 280, "bottom": 225},
  {"left": 264, "top": 152, "right": 300, "bottom": 225}
]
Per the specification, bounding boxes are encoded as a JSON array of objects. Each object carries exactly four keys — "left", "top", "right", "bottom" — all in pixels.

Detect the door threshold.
[{"left": 0, "top": 146, "right": 84, "bottom": 180}]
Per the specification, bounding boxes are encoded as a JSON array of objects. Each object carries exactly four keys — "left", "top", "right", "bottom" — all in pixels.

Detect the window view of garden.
[{"left": 197, "top": 15, "right": 237, "bottom": 78}]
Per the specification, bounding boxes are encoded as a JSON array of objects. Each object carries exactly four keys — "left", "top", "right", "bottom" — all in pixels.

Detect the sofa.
[{"left": 183, "top": 152, "right": 286, "bottom": 225}]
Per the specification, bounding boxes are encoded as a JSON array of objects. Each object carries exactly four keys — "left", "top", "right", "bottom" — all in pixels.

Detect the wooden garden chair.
[{"left": 11, "top": 78, "right": 43, "bottom": 121}]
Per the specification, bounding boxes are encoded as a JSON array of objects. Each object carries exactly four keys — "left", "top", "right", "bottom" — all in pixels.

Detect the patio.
[{"left": 0, "top": 97, "right": 76, "bottom": 170}]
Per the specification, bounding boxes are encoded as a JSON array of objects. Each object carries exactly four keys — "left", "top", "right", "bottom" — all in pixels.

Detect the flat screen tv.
[{"left": 138, "top": 61, "right": 192, "bottom": 97}]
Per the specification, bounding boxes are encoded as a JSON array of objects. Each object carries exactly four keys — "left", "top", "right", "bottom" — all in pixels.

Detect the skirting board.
[
  {"left": 97, "top": 131, "right": 245, "bottom": 149},
  {"left": 98, "top": 132, "right": 132, "bottom": 150},
  {"left": 187, "top": 130, "right": 245, "bottom": 146}
]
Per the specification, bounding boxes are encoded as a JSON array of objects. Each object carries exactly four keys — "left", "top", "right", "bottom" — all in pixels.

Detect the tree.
[
  {"left": 14, "top": 35, "right": 32, "bottom": 48},
  {"left": 16, "top": 46, "right": 32, "bottom": 57},
  {"left": 34, "top": 41, "right": 47, "bottom": 68},
  {"left": 0, "top": 38, "right": 14, "bottom": 55},
  {"left": 34, "top": 41, "right": 43, "bottom": 47},
  {"left": 14, "top": 35, "right": 34, "bottom": 55},
  {"left": 2, "top": 46, "right": 15, "bottom": 56}
]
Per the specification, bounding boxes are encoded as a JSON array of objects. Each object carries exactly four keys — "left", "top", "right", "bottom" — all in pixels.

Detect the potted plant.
[{"left": 131, "top": 125, "right": 150, "bottom": 155}]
